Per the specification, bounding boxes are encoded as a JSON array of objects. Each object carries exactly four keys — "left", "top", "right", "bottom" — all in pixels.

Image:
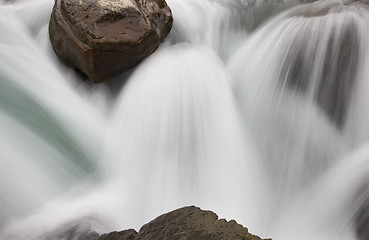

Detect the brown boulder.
[
  {"left": 49, "top": 0, "right": 173, "bottom": 82},
  {"left": 97, "top": 206, "right": 270, "bottom": 240}
]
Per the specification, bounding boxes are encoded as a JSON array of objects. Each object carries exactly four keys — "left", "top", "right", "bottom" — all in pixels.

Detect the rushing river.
[{"left": 1, "top": 0, "right": 369, "bottom": 239}]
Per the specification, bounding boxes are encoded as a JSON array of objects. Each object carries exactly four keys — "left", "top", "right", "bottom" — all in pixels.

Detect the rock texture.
[
  {"left": 49, "top": 0, "right": 173, "bottom": 82},
  {"left": 97, "top": 206, "right": 270, "bottom": 240}
]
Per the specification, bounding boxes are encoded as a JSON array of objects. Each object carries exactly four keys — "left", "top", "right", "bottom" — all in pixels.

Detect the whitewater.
[{"left": 1, "top": 0, "right": 369, "bottom": 239}]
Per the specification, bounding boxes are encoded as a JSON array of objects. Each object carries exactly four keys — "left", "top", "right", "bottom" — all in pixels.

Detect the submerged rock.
[
  {"left": 97, "top": 206, "right": 269, "bottom": 240},
  {"left": 277, "top": 2, "right": 361, "bottom": 129},
  {"left": 49, "top": 0, "right": 173, "bottom": 83},
  {"left": 355, "top": 184, "right": 369, "bottom": 240}
]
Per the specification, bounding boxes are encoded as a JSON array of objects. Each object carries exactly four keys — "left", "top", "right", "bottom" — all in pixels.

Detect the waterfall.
[
  {"left": 1, "top": 0, "right": 369, "bottom": 240},
  {"left": 0, "top": 0, "right": 105, "bottom": 229},
  {"left": 229, "top": 0, "right": 369, "bottom": 238}
]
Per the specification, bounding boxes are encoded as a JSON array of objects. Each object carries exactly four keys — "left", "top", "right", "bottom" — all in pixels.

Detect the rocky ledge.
[
  {"left": 49, "top": 0, "right": 173, "bottom": 83},
  {"left": 94, "top": 206, "right": 270, "bottom": 240}
]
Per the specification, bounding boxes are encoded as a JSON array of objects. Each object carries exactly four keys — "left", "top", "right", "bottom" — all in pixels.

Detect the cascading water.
[
  {"left": 1, "top": 0, "right": 369, "bottom": 240},
  {"left": 0, "top": 0, "right": 105, "bottom": 228},
  {"left": 229, "top": 0, "right": 369, "bottom": 238}
]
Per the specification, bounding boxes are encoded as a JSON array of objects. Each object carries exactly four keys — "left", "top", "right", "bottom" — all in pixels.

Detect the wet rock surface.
[
  {"left": 49, "top": 0, "right": 173, "bottom": 82},
  {"left": 96, "top": 206, "right": 269, "bottom": 240}
]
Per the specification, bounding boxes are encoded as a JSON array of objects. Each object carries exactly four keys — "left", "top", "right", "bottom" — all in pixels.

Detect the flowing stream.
[{"left": 1, "top": 0, "right": 369, "bottom": 239}]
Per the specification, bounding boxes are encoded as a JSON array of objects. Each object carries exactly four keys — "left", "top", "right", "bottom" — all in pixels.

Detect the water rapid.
[{"left": 1, "top": 0, "right": 369, "bottom": 240}]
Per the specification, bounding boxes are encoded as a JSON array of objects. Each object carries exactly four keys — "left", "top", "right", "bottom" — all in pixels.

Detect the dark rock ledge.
[{"left": 93, "top": 206, "right": 270, "bottom": 240}]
